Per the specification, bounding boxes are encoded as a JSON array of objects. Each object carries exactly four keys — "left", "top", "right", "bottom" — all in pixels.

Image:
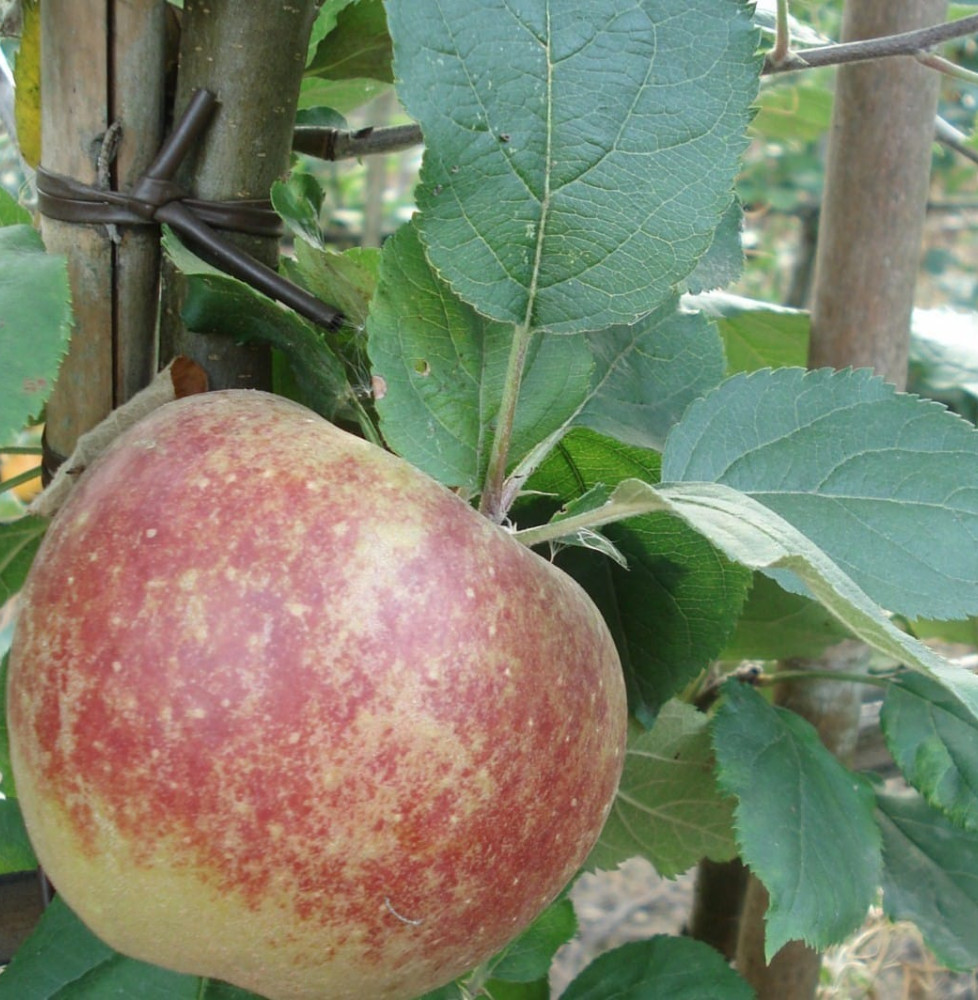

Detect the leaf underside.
[{"left": 663, "top": 367, "right": 978, "bottom": 620}]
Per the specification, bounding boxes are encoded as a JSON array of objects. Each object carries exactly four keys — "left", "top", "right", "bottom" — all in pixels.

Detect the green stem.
[
  {"left": 0, "top": 467, "right": 42, "bottom": 495},
  {"left": 478, "top": 323, "right": 534, "bottom": 523},
  {"left": 771, "top": 0, "right": 791, "bottom": 63},
  {"left": 916, "top": 51, "right": 978, "bottom": 86},
  {"left": 350, "top": 396, "right": 384, "bottom": 449},
  {"left": 759, "top": 669, "right": 895, "bottom": 689}
]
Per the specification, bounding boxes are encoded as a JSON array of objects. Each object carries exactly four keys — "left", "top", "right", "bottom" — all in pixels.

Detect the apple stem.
[{"left": 479, "top": 323, "right": 534, "bottom": 523}]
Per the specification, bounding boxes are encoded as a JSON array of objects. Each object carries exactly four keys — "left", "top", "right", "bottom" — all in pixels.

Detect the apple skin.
[{"left": 8, "top": 390, "right": 627, "bottom": 1000}]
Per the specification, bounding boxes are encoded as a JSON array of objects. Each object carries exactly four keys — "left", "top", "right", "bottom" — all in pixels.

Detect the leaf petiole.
[
  {"left": 478, "top": 323, "right": 534, "bottom": 523},
  {"left": 757, "top": 669, "right": 895, "bottom": 690}
]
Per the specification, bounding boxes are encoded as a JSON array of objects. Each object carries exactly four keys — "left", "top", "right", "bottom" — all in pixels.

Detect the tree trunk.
[
  {"left": 734, "top": 3, "right": 946, "bottom": 997},
  {"left": 158, "top": 0, "right": 318, "bottom": 390}
]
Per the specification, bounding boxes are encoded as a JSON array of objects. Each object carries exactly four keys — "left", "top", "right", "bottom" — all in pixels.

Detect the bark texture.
[
  {"left": 734, "top": 3, "right": 946, "bottom": 997},
  {"left": 158, "top": 0, "right": 318, "bottom": 391}
]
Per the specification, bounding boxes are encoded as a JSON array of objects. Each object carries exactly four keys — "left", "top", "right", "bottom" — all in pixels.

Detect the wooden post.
[
  {"left": 39, "top": 0, "right": 113, "bottom": 462},
  {"left": 40, "top": 0, "right": 168, "bottom": 464}
]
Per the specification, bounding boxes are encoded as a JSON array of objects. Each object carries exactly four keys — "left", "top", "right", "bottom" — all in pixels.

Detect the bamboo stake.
[
  {"left": 39, "top": 0, "right": 113, "bottom": 461},
  {"left": 111, "top": 0, "right": 168, "bottom": 403}
]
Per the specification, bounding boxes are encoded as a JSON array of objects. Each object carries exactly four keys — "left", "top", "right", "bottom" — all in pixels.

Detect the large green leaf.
[
  {"left": 662, "top": 367, "right": 978, "bottom": 619},
  {"left": 367, "top": 221, "right": 593, "bottom": 491},
  {"left": 387, "top": 0, "right": 761, "bottom": 333},
  {"left": 877, "top": 789, "right": 978, "bottom": 971},
  {"left": 0, "top": 226, "right": 71, "bottom": 445},
  {"left": 881, "top": 672, "right": 978, "bottom": 831},
  {"left": 528, "top": 431, "right": 751, "bottom": 721},
  {"left": 561, "top": 936, "right": 753, "bottom": 1000},
  {"left": 589, "top": 701, "right": 738, "bottom": 877},
  {"left": 713, "top": 682, "right": 881, "bottom": 957}
]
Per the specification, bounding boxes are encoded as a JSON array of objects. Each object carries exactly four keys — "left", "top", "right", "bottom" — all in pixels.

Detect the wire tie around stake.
[{"left": 36, "top": 89, "right": 343, "bottom": 331}]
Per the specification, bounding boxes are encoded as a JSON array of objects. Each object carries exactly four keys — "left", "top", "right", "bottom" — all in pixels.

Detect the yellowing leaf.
[{"left": 14, "top": 0, "right": 41, "bottom": 167}]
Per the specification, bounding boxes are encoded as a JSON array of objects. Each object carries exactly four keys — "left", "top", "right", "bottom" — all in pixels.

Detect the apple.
[{"left": 7, "top": 390, "right": 627, "bottom": 1000}]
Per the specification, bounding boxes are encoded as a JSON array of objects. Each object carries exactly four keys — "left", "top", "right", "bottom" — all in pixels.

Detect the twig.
[
  {"left": 763, "top": 12, "right": 978, "bottom": 75},
  {"left": 916, "top": 51, "right": 978, "bottom": 87},
  {"left": 293, "top": 123, "right": 423, "bottom": 162},
  {"left": 934, "top": 117, "right": 978, "bottom": 168}
]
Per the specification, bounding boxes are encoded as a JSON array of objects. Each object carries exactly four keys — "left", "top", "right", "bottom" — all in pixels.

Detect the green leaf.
[
  {"left": 305, "top": 0, "right": 358, "bottom": 64},
  {"left": 877, "top": 788, "right": 978, "bottom": 971},
  {"left": 687, "top": 292, "right": 809, "bottom": 373},
  {"left": 488, "top": 897, "right": 577, "bottom": 983},
  {"left": 528, "top": 432, "right": 751, "bottom": 721},
  {"left": 751, "top": 82, "right": 834, "bottom": 143},
  {"left": 0, "top": 516, "right": 46, "bottom": 605},
  {"left": 306, "top": 0, "right": 393, "bottom": 83},
  {"left": 561, "top": 936, "right": 754, "bottom": 1000},
  {"left": 0, "top": 797, "right": 37, "bottom": 874},
  {"left": 271, "top": 173, "right": 327, "bottom": 248},
  {"left": 0, "top": 187, "right": 32, "bottom": 227},
  {"left": 480, "top": 981, "right": 549, "bottom": 1000},
  {"left": 684, "top": 200, "right": 745, "bottom": 295},
  {"left": 162, "top": 232, "right": 353, "bottom": 421},
  {"left": 388, "top": 0, "right": 761, "bottom": 333},
  {"left": 713, "top": 682, "right": 881, "bottom": 957},
  {"left": 0, "top": 896, "right": 116, "bottom": 998},
  {"left": 589, "top": 701, "right": 738, "bottom": 877},
  {"left": 292, "top": 241, "right": 380, "bottom": 334},
  {"left": 516, "top": 477, "right": 978, "bottom": 726},
  {"left": 367, "top": 221, "right": 593, "bottom": 491},
  {"left": 720, "top": 573, "right": 851, "bottom": 661},
  {"left": 881, "top": 672, "right": 978, "bottom": 831},
  {"left": 0, "top": 653, "right": 11, "bottom": 798},
  {"left": 0, "top": 226, "right": 71, "bottom": 445},
  {"left": 662, "top": 367, "right": 978, "bottom": 620},
  {"left": 297, "top": 76, "right": 390, "bottom": 116},
  {"left": 416, "top": 900, "right": 574, "bottom": 1000},
  {"left": 574, "top": 300, "right": 727, "bottom": 453}
]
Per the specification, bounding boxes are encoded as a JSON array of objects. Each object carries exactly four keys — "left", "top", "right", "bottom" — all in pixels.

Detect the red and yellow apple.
[{"left": 7, "top": 390, "right": 626, "bottom": 1000}]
